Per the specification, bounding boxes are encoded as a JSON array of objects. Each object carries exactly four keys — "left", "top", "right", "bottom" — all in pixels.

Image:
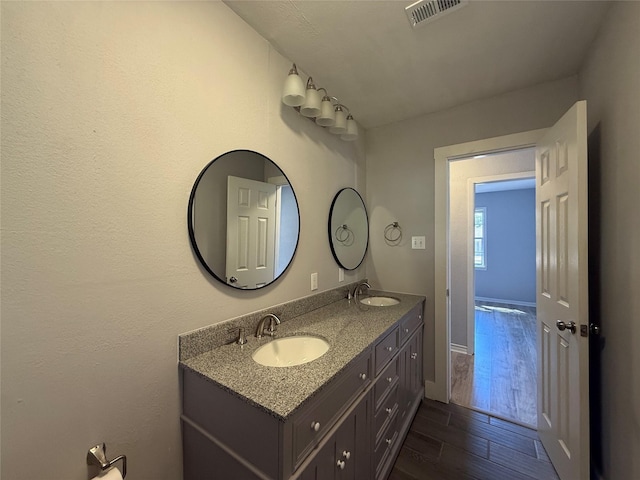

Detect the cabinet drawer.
[
  {"left": 374, "top": 327, "right": 399, "bottom": 375},
  {"left": 374, "top": 386, "right": 398, "bottom": 444},
  {"left": 374, "top": 412, "right": 398, "bottom": 477},
  {"left": 399, "top": 306, "right": 423, "bottom": 345},
  {"left": 374, "top": 356, "right": 399, "bottom": 409},
  {"left": 292, "top": 351, "right": 371, "bottom": 467}
]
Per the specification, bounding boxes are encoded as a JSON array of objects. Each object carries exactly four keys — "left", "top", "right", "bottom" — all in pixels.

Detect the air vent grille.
[{"left": 405, "top": 0, "right": 467, "bottom": 29}]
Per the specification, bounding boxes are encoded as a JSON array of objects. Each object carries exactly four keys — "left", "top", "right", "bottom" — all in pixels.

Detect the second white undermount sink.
[
  {"left": 252, "top": 335, "right": 330, "bottom": 368},
  {"left": 359, "top": 296, "right": 400, "bottom": 307}
]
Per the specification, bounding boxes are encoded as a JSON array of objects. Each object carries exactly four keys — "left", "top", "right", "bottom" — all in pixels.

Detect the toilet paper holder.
[{"left": 87, "top": 443, "right": 127, "bottom": 478}]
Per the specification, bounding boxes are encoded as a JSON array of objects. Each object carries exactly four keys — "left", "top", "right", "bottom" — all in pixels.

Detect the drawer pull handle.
[
  {"left": 411, "top": 353, "right": 418, "bottom": 360},
  {"left": 386, "top": 438, "right": 393, "bottom": 446},
  {"left": 387, "top": 377, "right": 393, "bottom": 383},
  {"left": 310, "top": 421, "right": 320, "bottom": 432},
  {"left": 342, "top": 451, "right": 351, "bottom": 460},
  {"left": 386, "top": 346, "right": 393, "bottom": 352},
  {"left": 336, "top": 460, "right": 346, "bottom": 470},
  {"left": 359, "top": 373, "right": 367, "bottom": 380},
  {"left": 385, "top": 407, "right": 392, "bottom": 415}
]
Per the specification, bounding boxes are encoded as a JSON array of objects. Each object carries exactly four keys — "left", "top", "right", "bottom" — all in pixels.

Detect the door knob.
[
  {"left": 556, "top": 320, "right": 576, "bottom": 334},
  {"left": 590, "top": 323, "right": 601, "bottom": 336}
]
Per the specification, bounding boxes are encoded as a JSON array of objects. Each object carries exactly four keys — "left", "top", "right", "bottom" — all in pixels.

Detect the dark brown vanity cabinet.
[{"left": 181, "top": 302, "right": 424, "bottom": 480}]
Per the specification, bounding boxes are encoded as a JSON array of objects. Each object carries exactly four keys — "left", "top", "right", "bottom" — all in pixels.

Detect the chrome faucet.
[
  {"left": 255, "top": 314, "right": 281, "bottom": 338},
  {"left": 352, "top": 281, "right": 371, "bottom": 301}
]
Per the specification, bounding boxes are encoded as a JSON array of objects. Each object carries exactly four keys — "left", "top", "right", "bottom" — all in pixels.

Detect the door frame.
[
  {"left": 431, "top": 129, "right": 546, "bottom": 403},
  {"left": 465, "top": 170, "right": 536, "bottom": 356}
]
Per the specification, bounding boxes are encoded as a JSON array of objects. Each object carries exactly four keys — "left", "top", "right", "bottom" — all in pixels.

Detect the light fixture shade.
[
  {"left": 300, "top": 79, "right": 321, "bottom": 117},
  {"left": 329, "top": 106, "right": 347, "bottom": 134},
  {"left": 341, "top": 115, "right": 358, "bottom": 141},
  {"left": 282, "top": 64, "right": 305, "bottom": 107},
  {"left": 316, "top": 97, "right": 335, "bottom": 126}
]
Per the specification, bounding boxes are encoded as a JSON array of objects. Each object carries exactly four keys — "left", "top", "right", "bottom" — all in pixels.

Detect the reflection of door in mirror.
[
  {"left": 275, "top": 184, "right": 299, "bottom": 278},
  {"left": 226, "top": 176, "right": 277, "bottom": 289}
]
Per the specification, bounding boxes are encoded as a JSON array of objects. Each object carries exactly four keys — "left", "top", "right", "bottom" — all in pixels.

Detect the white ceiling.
[{"left": 224, "top": 0, "right": 610, "bottom": 129}]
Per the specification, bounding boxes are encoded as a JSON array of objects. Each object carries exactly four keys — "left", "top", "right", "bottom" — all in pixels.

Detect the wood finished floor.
[
  {"left": 389, "top": 398, "right": 560, "bottom": 480},
  {"left": 450, "top": 303, "right": 537, "bottom": 427}
]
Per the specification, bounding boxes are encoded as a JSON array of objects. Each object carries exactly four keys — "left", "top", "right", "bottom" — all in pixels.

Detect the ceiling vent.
[{"left": 405, "top": 0, "right": 468, "bottom": 29}]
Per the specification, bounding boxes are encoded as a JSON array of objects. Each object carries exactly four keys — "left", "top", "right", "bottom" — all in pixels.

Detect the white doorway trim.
[
  {"left": 465, "top": 170, "right": 535, "bottom": 356},
  {"left": 431, "top": 129, "right": 546, "bottom": 403}
]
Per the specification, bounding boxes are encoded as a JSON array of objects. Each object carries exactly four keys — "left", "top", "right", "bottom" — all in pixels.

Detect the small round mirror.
[
  {"left": 328, "top": 188, "right": 369, "bottom": 270},
  {"left": 188, "top": 150, "right": 300, "bottom": 289}
]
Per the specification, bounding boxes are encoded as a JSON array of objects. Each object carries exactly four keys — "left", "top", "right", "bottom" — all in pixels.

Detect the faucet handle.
[{"left": 237, "top": 327, "right": 247, "bottom": 345}]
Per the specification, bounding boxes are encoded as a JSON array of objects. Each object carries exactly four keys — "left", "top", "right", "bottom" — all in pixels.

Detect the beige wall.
[
  {"left": 365, "top": 76, "right": 578, "bottom": 380},
  {"left": 578, "top": 2, "right": 640, "bottom": 478},
  {"left": 0, "top": 2, "right": 364, "bottom": 479}
]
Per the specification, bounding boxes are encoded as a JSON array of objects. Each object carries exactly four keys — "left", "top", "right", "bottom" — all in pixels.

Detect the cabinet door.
[
  {"left": 299, "top": 439, "right": 335, "bottom": 480},
  {"left": 408, "top": 328, "right": 423, "bottom": 398}
]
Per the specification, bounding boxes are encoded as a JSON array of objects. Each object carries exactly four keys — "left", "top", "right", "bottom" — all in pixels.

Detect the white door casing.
[
  {"left": 536, "top": 100, "right": 590, "bottom": 480},
  {"left": 226, "top": 175, "right": 277, "bottom": 289},
  {"left": 433, "top": 129, "right": 546, "bottom": 403}
]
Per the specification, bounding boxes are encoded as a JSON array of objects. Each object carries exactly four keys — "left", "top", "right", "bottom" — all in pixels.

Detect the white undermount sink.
[
  {"left": 252, "top": 335, "right": 330, "bottom": 367},
  {"left": 359, "top": 296, "right": 400, "bottom": 307}
]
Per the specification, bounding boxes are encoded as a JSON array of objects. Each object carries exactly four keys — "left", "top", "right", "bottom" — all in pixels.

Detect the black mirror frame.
[
  {"left": 187, "top": 149, "right": 300, "bottom": 290},
  {"left": 328, "top": 187, "right": 369, "bottom": 271}
]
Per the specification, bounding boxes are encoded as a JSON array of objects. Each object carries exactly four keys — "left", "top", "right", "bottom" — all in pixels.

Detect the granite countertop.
[{"left": 180, "top": 291, "right": 425, "bottom": 421}]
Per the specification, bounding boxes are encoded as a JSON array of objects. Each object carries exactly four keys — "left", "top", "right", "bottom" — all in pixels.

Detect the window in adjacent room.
[{"left": 474, "top": 207, "right": 486, "bottom": 269}]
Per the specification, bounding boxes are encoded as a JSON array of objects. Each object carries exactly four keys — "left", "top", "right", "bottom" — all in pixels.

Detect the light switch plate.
[
  {"left": 411, "top": 236, "right": 426, "bottom": 249},
  {"left": 311, "top": 272, "right": 318, "bottom": 290}
]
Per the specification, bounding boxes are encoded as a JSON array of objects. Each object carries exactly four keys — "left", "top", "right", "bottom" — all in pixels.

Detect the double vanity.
[{"left": 179, "top": 288, "right": 425, "bottom": 480}]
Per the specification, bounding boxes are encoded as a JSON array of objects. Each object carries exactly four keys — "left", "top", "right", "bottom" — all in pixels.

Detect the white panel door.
[
  {"left": 536, "top": 101, "right": 589, "bottom": 480},
  {"left": 226, "top": 176, "right": 276, "bottom": 289}
]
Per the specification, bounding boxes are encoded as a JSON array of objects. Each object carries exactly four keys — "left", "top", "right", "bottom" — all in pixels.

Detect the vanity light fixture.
[{"left": 281, "top": 63, "right": 358, "bottom": 141}]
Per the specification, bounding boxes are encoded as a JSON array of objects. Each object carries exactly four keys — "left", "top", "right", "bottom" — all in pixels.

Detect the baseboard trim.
[
  {"left": 424, "top": 380, "right": 448, "bottom": 403},
  {"left": 450, "top": 343, "right": 468, "bottom": 355},
  {"left": 475, "top": 296, "right": 536, "bottom": 308}
]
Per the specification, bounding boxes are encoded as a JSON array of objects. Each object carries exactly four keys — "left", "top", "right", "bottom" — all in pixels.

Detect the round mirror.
[
  {"left": 188, "top": 150, "right": 300, "bottom": 289},
  {"left": 328, "top": 188, "right": 369, "bottom": 270}
]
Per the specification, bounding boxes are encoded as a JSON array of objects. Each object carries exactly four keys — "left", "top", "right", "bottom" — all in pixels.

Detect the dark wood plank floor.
[
  {"left": 451, "top": 303, "right": 537, "bottom": 427},
  {"left": 389, "top": 398, "right": 559, "bottom": 480}
]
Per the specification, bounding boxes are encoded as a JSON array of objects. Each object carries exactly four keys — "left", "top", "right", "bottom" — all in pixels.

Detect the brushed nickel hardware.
[
  {"left": 310, "top": 421, "right": 320, "bottom": 432},
  {"left": 359, "top": 373, "right": 367, "bottom": 380},
  {"left": 556, "top": 319, "right": 576, "bottom": 334},
  {"left": 87, "top": 443, "right": 127, "bottom": 479},
  {"left": 342, "top": 451, "right": 351, "bottom": 460},
  {"left": 387, "top": 377, "right": 393, "bottom": 383},
  {"left": 419, "top": 314, "right": 422, "bottom": 320},
  {"left": 337, "top": 460, "right": 346, "bottom": 470},
  {"left": 352, "top": 281, "right": 371, "bottom": 301},
  {"left": 237, "top": 327, "right": 247, "bottom": 345},
  {"left": 255, "top": 314, "right": 281, "bottom": 338},
  {"left": 385, "top": 407, "right": 393, "bottom": 415},
  {"left": 411, "top": 353, "right": 418, "bottom": 359},
  {"left": 404, "top": 328, "right": 410, "bottom": 333},
  {"left": 386, "top": 346, "right": 393, "bottom": 352},
  {"left": 385, "top": 438, "right": 393, "bottom": 446}
]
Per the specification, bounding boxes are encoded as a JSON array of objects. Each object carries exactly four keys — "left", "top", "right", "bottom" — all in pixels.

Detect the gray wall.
[
  {"left": 0, "top": 2, "right": 365, "bottom": 479},
  {"left": 475, "top": 188, "right": 536, "bottom": 305},
  {"left": 365, "top": 79, "right": 578, "bottom": 377},
  {"left": 578, "top": 2, "right": 640, "bottom": 479}
]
